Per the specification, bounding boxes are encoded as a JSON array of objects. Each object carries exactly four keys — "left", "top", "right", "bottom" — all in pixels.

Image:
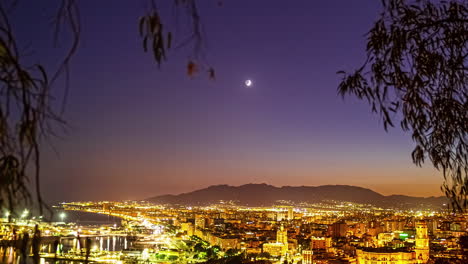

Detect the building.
[
  {"left": 277, "top": 212, "right": 287, "bottom": 221},
  {"left": 310, "top": 237, "right": 332, "bottom": 250},
  {"left": 377, "top": 233, "right": 394, "bottom": 247},
  {"left": 302, "top": 250, "right": 313, "bottom": 264},
  {"left": 384, "top": 220, "right": 406, "bottom": 232},
  {"left": 414, "top": 222, "right": 429, "bottom": 262},
  {"left": 356, "top": 248, "right": 418, "bottom": 264},
  {"left": 180, "top": 222, "right": 194, "bottom": 236},
  {"left": 329, "top": 220, "right": 348, "bottom": 238},
  {"left": 288, "top": 208, "right": 294, "bottom": 220},
  {"left": 356, "top": 221, "right": 430, "bottom": 264},
  {"left": 276, "top": 224, "right": 288, "bottom": 245},
  {"left": 263, "top": 242, "right": 286, "bottom": 257},
  {"left": 216, "top": 236, "right": 240, "bottom": 249},
  {"left": 263, "top": 224, "right": 289, "bottom": 256},
  {"left": 195, "top": 216, "right": 206, "bottom": 229}
]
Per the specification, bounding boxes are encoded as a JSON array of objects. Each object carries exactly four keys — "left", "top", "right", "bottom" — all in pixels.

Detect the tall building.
[
  {"left": 329, "top": 220, "right": 348, "bottom": 238},
  {"left": 414, "top": 221, "right": 430, "bottom": 263},
  {"left": 287, "top": 208, "right": 294, "bottom": 220},
  {"left": 195, "top": 216, "right": 206, "bottom": 229},
  {"left": 276, "top": 224, "right": 288, "bottom": 245},
  {"left": 302, "top": 250, "right": 313, "bottom": 264},
  {"left": 384, "top": 220, "right": 406, "bottom": 232},
  {"left": 263, "top": 224, "right": 288, "bottom": 256}
]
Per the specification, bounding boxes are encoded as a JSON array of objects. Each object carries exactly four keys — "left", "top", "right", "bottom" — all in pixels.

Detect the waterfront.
[
  {"left": 1, "top": 211, "right": 130, "bottom": 264},
  {"left": 50, "top": 210, "right": 123, "bottom": 226}
]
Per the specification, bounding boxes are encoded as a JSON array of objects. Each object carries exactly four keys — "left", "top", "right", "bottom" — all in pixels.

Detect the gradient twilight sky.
[{"left": 15, "top": 0, "right": 443, "bottom": 202}]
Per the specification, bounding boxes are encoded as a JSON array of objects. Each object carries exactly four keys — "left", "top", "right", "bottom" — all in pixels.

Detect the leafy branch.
[{"left": 338, "top": 0, "right": 467, "bottom": 211}]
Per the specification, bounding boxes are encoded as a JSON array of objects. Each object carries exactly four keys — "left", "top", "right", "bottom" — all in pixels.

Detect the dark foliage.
[
  {"left": 338, "top": 0, "right": 467, "bottom": 211},
  {"left": 139, "top": 0, "right": 216, "bottom": 79},
  {"left": 0, "top": 0, "right": 216, "bottom": 215},
  {"left": 0, "top": 0, "right": 79, "bottom": 215}
]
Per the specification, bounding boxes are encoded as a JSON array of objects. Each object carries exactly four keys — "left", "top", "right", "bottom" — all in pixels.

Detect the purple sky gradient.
[{"left": 14, "top": 0, "right": 443, "bottom": 202}]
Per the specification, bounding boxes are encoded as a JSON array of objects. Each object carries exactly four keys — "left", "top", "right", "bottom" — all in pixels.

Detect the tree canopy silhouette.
[
  {"left": 0, "top": 0, "right": 79, "bottom": 215},
  {"left": 338, "top": 0, "right": 467, "bottom": 211},
  {"left": 0, "top": 0, "right": 214, "bottom": 215}
]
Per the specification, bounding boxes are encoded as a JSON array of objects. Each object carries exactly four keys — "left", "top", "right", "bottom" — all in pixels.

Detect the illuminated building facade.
[
  {"left": 414, "top": 222, "right": 429, "bottom": 263},
  {"left": 302, "top": 250, "right": 313, "bottom": 264},
  {"left": 263, "top": 243, "right": 286, "bottom": 257},
  {"left": 180, "top": 222, "right": 194, "bottom": 236},
  {"left": 276, "top": 225, "right": 288, "bottom": 245},
  {"left": 310, "top": 236, "right": 332, "bottom": 250},
  {"left": 263, "top": 224, "right": 289, "bottom": 256},
  {"left": 356, "top": 249, "right": 417, "bottom": 264},
  {"left": 356, "top": 222, "right": 430, "bottom": 264},
  {"left": 195, "top": 216, "right": 206, "bottom": 229},
  {"left": 287, "top": 208, "right": 294, "bottom": 220}
]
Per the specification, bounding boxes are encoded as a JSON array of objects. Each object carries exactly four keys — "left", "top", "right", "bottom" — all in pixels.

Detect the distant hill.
[{"left": 147, "top": 184, "right": 447, "bottom": 209}]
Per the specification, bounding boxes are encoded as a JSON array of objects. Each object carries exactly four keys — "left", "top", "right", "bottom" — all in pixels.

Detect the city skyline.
[
  {"left": 14, "top": 0, "right": 444, "bottom": 202},
  {"left": 2, "top": 1, "right": 466, "bottom": 264}
]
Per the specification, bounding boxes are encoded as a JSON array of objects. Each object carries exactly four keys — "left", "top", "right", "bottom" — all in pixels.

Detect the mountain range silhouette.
[{"left": 148, "top": 183, "right": 446, "bottom": 209}]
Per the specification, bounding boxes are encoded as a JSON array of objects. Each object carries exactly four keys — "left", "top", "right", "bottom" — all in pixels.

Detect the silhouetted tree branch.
[
  {"left": 0, "top": 0, "right": 216, "bottom": 215},
  {"left": 338, "top": 0, "right": 467, "bottom": 211}
]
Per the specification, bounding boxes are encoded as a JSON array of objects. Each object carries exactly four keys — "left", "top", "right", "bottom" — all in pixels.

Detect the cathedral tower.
[
  {"left": 414, "top": 221, "right": 429, "bottom": 263},
  {"left": 276, "top": 224, "right": 288, "bottom": 245}
]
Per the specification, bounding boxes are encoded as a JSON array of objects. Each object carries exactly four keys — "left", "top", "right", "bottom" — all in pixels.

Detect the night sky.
[{"left": 15, "top": 0, "right": 443, "bottom": 202}]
